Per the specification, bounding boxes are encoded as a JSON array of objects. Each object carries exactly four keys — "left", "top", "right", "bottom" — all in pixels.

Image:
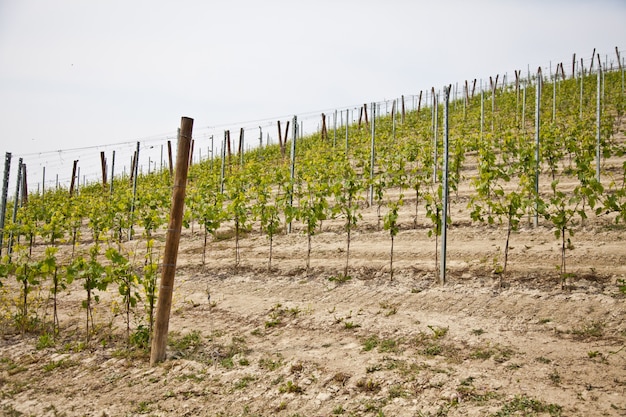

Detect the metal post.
[
  {"left": 552, "top": 68, "right": 557, "bottom": 123},
  {"left": 0, "top": 152, "right": 11, "bottom": 257},
  {"left": 580, "top": 58, "right": 584, "bottom": 120},
  {"left": 440, "top": 86, "right": 451, "bottom": 285},
  {"left": 345, "top": 109, "right": 349, "bottom": 154},
  {"left": 110, "top": 151, "right": 116, "bottom": 195},
  {"left": 534, "top": 68, "right": 542, "bottom": 228},
  {"left": 369, "top": 102, "right": 376, "bottom": 207},
  {"left": 129, "top": 141, "right": 140, "bottom": 240},
  {"left": 522, "top": 80, "right": 527, "bottom": 130},
  {"left": 480, "top": 90, "right": 484, "bottom": 139},
  {"left": 288, "top": 116, "right": 297, "bottom": 234},
  {"left": 433, "top": 92, "right": 439, "bottom": 182},
  {"left": 220, "top": 131, "right": 226, "bottom": 194},
  {"left": 7, "top": 158, "right": 23, "bottom": 260},
  {"left": 596, "top": 58, "right": 602, "bottom": 182}
]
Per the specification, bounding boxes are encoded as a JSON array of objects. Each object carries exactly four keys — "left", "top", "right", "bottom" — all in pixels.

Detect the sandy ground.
[{"left": 1, "top": 136, "right": 626, "bottom": 416}]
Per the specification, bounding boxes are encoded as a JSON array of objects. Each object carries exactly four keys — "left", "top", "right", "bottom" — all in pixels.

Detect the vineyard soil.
[{"left": 1, "top": 186, "right": 625, "bottom": 416}]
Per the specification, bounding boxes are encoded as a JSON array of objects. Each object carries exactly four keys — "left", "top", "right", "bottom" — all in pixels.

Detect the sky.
[{"left": 0, "top": 0, "right": 625, "bottom": 188}]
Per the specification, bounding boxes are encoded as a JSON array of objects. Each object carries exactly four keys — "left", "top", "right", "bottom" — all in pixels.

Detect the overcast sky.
[{"left": 0, "top": 0, "right": 625, "bottom": 187}]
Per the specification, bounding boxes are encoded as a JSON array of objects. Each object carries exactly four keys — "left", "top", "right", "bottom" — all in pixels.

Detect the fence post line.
[
  {"left": 0, "top": 152, "right": 11, "bottom": 257},
  {"left": 534, "top": 67, "right": 542, "bottom": 228},
  {"left": 150, "top": 116, "right": 194, "bottom": 366},
  {"left": 7, "top": 158, "right": 23, "bottom": 260},
  {"left": 440, "top": 85, "right": 451, "bottom": 286}
]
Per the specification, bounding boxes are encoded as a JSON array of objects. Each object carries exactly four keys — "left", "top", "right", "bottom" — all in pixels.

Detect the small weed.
[
  {"left": 538, "top": 318, "right": 552, "bottom": 324},
  {"left": 290, "top": 363, "right": 304, "bottom": 373},
  {"left": 470, "top": 347, "right": 494, "bottom": 360},
  {"left": 36, "top": 333, "right": 55, "bottom": 350},
  {"left": 471, "top": 328, "right": 485, "bottom": 336},
  {"left": 344, "top": 321, "right": 360, "bottom": 329},
  {"left": 239, "top": 358, "right": 250, "bottom": 366},
  {"left": 588, "top": 350, "right": 601, "bottom": 358},
  {"left": 535, "top": 356, "right": 552, "bottom": 364},
  {"left": 134, "top": 401, "right": 152, "bottom": 414},
  {"left": 549, "top": 369, "right": 561, "bottom": 385},
  {"left": 332, "top": 372, "right": 351, "bottom": 384},
  {"left": 428, "top": 325, "right": 449, "bottom": 339},
  {"left": 251, "top": 328, "right": 262, "bottom": 336},
  {"left": 332, "top": 405, "right": 345, "bottom": 415},
  {"left": 356, "top": 378, "right": 381, "bottom": 392},
  {"left": 328, "top": 274, "right": 352, "bottom": 284},
  {"left": 279, "top": 380, "right": 303, "bottom": 394},
  {"left": 129, "top": 325, "right": 151, "bottom": 350}
]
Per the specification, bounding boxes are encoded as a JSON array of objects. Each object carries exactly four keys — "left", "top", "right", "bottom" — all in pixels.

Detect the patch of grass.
[
  {"left": 422, "top": 343, "right": 443, "bottom": 356},
  {"left": 259, "top": 354, "right": 283, "bottom": 371},
  {"left": 234, "top": 375, "right": 257, "bottom": 390},
  {"left": 471, "top": 328, "right": 485, "bottom": 336},
  {"left": 538, "top": 318, "right": 552, "bottom": 324},
  {"left": 362, "top": 335, "right": 379, "bottom": 351},
  {"left": 378, "top": 338, "right": 399, "bottom": 353},
  {"left": 571, "top": 320, "right": 604, "bottom": 340},
  {"left": 493, "top": 394, "right": 562, "bottom": 416},
  {"left": 388, "top": 384, "right": 407, "bottom": 399},
  {"left": 332, "top": 405, "right": 345, "bottom": 415},
  {"left": 168, "top": 330, "right": 203, "bottom": 352},
  {"left": 535, "top": 356, "right": 552, "bottom": 364},
  {"left": 42, "top": 358, "right": 77, "bottom": 373}
]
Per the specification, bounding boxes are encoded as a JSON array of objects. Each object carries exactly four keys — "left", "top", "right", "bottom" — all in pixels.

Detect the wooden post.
[
  {"left": 20, "top": 164, "right": 27, "bottom": 207},
  {"left": 572, "top": 53, "right": 576, "bottom": 79},
  {"left": 69, "top": 160, "right": 78, "bottom": 197},
  {"left": 277, "top": 121, "right": 283, "bottom": 156},
  {"left": 321, "top": 113, "right": 328, "bottom": 140},
  {"left": 363, "top": 103, "right": 369, "bottom": 126},
  {"left": 417, "top": 90, "right": 422, "bottom": 113},
  {"left": 100, "top": 151, "right": 107, "bottom": 191},
  {"left": 471, "top": 79, "right": 477, "bottom": 98},
  {"left": 167, "top": 140, "right": 174, "bottom": 177},
  {"left": 238, "top": 128, "right": 244, "bottom": 165},
  {"left": 110, "top": 151, "right": 116, "bottom": 195},
  {"left": 0, "top": 152, "right": 11, "bottom": 257},
  {"left": 150, "top": 117, "right": 194, "bottom": 366},
  {"left": 7, "top": 158, "right": 23, "bottom": 260},
  {"left": 401, "top": 95, "right": 405, "bottom": 123}
]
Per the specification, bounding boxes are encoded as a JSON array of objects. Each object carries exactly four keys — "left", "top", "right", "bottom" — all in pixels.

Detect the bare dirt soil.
[{"left": 1, "top": 147, "right": 626, "bottom": 416}]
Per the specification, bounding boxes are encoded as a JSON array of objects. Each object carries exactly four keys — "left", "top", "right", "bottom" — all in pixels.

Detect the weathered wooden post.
[
  {"left": 150, "top": 117, "right": 194, "bottom": 366},
  {"left": 0, "top": 152, "right": 11, "bottom": 257}
]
